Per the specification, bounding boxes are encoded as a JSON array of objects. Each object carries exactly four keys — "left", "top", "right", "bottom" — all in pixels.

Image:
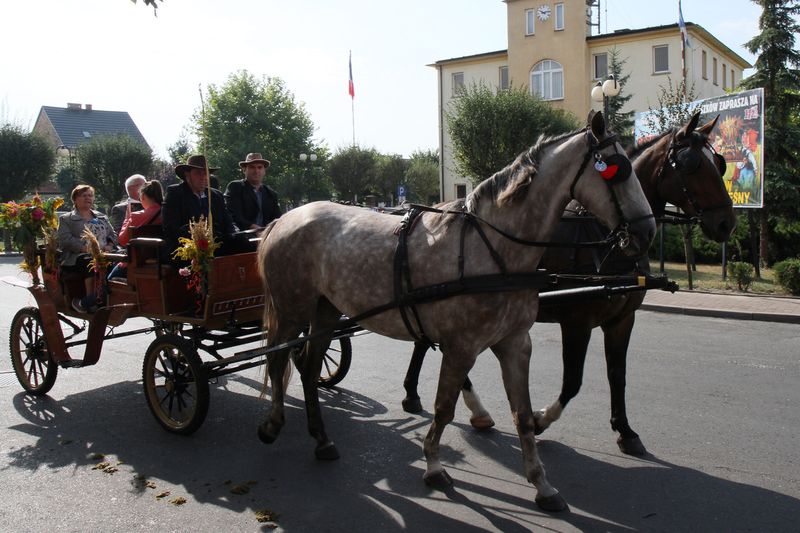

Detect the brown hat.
[
  {"left": 239, "top": 152, "right": 271, "bottom": 169},
  {"left": 175, "top": 154, "right": 219, "bottom": 179}
]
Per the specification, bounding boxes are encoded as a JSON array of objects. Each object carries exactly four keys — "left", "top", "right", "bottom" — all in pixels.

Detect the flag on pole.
[
  {"left": 348, "top": 51, "right": 355, "bottom": 99},
  {"left": 678, "top": 0, "right": 691, "bottom": 48}
]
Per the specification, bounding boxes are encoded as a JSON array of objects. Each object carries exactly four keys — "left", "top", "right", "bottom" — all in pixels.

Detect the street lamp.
[
  {"left": 298, "top": 153, "right": 318, "bottom": 206},
  {"left": 56, "top": 145, "right": 77, "bottom": 189},
  {"left": 591, "top": 74, "right": 621, "bottom": 121},
  {"left": 299, "top": 153, "right": 317, "bottom": 163}
]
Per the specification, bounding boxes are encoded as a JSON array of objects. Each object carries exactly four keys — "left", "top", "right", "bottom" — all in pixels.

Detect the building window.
[
  {"left": 722, "top": 63, "right": 727, "bottom": 89},
  {"left": 653, "top": 45, "right": 669, "bottom": 74},
  {"left": 452, "top": 72, "right": 465, "bottom": 96},
  {"left": 455, "top": 184, "right": 467, "bottom": 199},
  {"left": 702, "top": 50, "right": 707, "bottom": 79},
  {"left": 713, "top": 58, "right": 718, "bottom": 85},
  {"left": 499, "top": 66, "right": 509, "bottom": 91},
  {"left": 531, "top": 59, "right": 564, "bottom": 100},
  {"left": 555, "top": 3, "right": 565, "bottom": 30},
  {"left": 593, "top": 53, "right": 608, "bottom": 79},
  {"left": 731, "top": 68, "right": 735, "bottom": 88},
  {"left": 525, "top": 9, "right": 535, "bottom": 35}
]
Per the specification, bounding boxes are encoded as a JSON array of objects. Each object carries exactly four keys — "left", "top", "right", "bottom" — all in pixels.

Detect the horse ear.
[
  {"left": 587, "top": 109, "right": 597, "bottom": 125},
  {"left": 697, "top": 114, "right": 720, "bottom": 136},
  {"left": 590, "top": 110, "right": 606, "bottom": 138},
  {"left": 679, "top": 111, "right": 701, "bottom": 138}
]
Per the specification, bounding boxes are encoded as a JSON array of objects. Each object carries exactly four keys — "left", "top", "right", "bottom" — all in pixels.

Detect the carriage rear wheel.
[
  {"left": 318, "top": 337, "right": 352, "bottom": 388},
  {"left": 9, "top": 307, "right": 58, "bottom": 395},
  {"left": 142, "top": 334, "right": 209, "bottom": 435}
]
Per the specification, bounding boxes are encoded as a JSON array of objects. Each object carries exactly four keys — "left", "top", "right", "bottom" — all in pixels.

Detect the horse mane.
[
  {"left": 466, "top": 128, "right": 585, "bottom": 212},
  {"left": 629, "top": 130, "right": 672, "bottom": 161}
]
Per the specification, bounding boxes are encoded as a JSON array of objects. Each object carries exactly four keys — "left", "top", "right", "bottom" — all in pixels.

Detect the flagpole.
[
  {"left": 351, "top": 98, "right": 355, "bottom": 146},
  {"left": 349, "top": 50, "right": 356, "bottom": 146}
]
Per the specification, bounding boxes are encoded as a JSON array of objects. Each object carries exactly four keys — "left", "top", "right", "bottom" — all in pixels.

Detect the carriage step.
[{"left": 59, "top": 359, "right": 85, "bottom": 368}]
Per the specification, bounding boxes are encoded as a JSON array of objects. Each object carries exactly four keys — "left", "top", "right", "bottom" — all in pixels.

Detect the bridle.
[
  {"left": 654, "top": 131, "right": 732, "bottom": 221},
  {"left": 570, "top": 129, "right": 654, "bottom": 249}
]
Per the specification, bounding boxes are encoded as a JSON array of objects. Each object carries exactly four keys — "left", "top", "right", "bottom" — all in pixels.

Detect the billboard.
[{"left": 634, "top": 88, "right": 765, "bottom": 208}]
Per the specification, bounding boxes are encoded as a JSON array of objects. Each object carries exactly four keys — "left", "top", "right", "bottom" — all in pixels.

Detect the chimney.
[
  {"left": 85, "top": 104, "right": 92, "bottom": 111},
  {"left": 67, "top": 102, "right": 81, "bottom": 110}
]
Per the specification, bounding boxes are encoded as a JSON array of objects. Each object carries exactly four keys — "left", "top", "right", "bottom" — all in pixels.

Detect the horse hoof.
[
  {"left": 423, "top": 469, "right": 453, "bottom": 490},
  {"left": 617, "top": 436, "right": 647, "bottom": 456},
  {"left": 535, "top": 492, "right": 568, "bottom": 512},
  {"left": 315, "top": 441, "right": 340, "bottom": 461},
  {"left": 257, "top": 424, "right": 279, "bottom": 444},
  {"left": 402, "top": 396, "right": 423, "bottom": 414},
  {"left": 470, "top": 415, "right": 495, "bottom": 430}
]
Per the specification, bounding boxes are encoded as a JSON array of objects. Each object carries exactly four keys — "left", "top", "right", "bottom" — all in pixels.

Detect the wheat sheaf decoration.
[{"left": 81, "top": 227, "right": 111, "bottom": 272}]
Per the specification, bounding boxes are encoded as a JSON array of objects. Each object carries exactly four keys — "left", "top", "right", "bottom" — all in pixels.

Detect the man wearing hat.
[
  {"left": 162, "top": 154, "right": 238, "bottom": 258},
  {"left": 224, "top": 152, "right": 282, "bottom": 230}
]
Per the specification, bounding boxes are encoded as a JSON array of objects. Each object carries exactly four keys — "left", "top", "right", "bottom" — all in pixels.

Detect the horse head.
[
  {"left": 656, "top": 111, "right": 736, "bottom": 242},
  {"left": 569, "top": 111, "right": 656, "bottom": 256}
]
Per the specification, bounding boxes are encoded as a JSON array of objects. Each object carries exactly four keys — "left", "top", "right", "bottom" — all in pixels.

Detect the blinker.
[
  {"left": 713, "top": 153, "right": 727, "bottom": 176},
  {"left": 597, "top": 153, "right": 631, "bottom": 184}
]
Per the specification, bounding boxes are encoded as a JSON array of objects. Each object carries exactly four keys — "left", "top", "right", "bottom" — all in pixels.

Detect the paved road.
[{"left": 1, "top": 259, "right": 799, "bottom": 532}]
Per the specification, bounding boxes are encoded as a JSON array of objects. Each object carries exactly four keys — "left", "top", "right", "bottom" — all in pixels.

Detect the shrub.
[
  {"left": 727, "top": 261, "right": 755, "bottom": 291},
  {"left": 773, "top": 258, "right": 800, "bottom": 296}
]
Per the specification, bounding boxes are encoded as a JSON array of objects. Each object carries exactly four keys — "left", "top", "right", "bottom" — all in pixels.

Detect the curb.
[{"left": 640, "top": 303, "right": 800, "bottom": 324}]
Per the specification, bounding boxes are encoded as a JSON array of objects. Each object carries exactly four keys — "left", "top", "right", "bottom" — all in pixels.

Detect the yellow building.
[{"left": 432, "top": 0, "right": 751, "bottom": 201}]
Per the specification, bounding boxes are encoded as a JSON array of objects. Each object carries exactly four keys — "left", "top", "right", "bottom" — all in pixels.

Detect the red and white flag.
[{"left": 348, "top": 51, "right": 355, "bottom": 99}]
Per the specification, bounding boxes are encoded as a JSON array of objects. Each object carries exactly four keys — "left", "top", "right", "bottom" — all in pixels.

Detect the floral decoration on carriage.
[
  {"left": 173, "top": 215, "right": 219, "bottom": 314},
  {"left": 0, "top": 194, "right": 64, "bottom": 285}
]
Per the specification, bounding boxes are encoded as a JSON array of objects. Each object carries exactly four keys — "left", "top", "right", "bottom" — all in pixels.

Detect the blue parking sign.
[{"left": 397, "top": 185, "right": 406, "bottom": 197}]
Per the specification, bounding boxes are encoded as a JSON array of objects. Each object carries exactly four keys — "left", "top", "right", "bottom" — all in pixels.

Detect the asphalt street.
[{"left": 0, "top": 258, "right": 798, "bottom": 532}]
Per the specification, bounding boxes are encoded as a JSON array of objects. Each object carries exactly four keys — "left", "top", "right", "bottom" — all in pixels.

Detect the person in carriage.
[
  {"left": 224, "top": 152, "right": 282, "bottom": 231},
  {"left": 107, "top": 179, "right": 164, "bottom": 280},
  {"left": 109, "top": 174, "right": 147, "bottom": 234},
  {"left": 57, "top": 184, "right": 118, "bottom": 314},
  {"left": 162, "top": 154, "right": 246, "bottom": 261}
]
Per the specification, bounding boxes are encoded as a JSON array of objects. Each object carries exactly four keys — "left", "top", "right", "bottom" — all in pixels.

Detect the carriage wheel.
[
  {"left": 9, "top": 307, "right": 58, "bottom": 395},
  {"left": 142, "top": 334, "right": 209, "bottom": 435},
  {"left": 318, "top": 337, "right": 352, "bottom": 388}
]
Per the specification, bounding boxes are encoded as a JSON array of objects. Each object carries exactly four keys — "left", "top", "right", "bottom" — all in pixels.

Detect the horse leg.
[
  {"left": 402, "top": 342, "right": 427, "bottom": 414},
  {"left": 534, "top": 321, "right": 591, "bottom": 435},
  {"left": 461, "top": 376, "right": 495, "bottom": 430},
  {"left": 492, "top": 332, "right": 567, "bottom": 512},
  {"left": 257, "top": 326, "right": 301, "bottom": 444},
  {"left": 298, "top": 299, "right": 343, "bottom": 460},
  {"left": 601, "top": 312, "right": 646, "bottom": 456},
  {"left": 422, "top": 348, "right": 477, "bottom": 489}
]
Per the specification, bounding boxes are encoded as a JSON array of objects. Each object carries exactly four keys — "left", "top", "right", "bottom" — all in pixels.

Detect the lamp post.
[
  {"left": 590, "top": 74, "right": 621, "bottom": 123},
  {"left": 56, "top": 145, "right": 77, "bottom": 190},
  {"left": 298, "top": 153, "right": 318, "bottom": 207}
]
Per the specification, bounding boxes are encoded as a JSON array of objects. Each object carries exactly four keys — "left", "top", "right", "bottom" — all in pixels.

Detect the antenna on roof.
[{"left": 586, "top": 0, "right": 600, "bottom": 36}]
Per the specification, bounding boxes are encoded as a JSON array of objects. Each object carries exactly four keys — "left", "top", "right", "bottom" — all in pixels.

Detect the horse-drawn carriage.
[
  {"left": 6, "top": 226, "right": 354, "bottom": 435},
  {"left": 5, "top": 111, "right": 733, "bottom": 512}
]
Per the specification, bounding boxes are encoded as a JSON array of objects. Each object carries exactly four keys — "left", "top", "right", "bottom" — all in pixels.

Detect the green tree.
[
  {"left": 740, "top": 0, "right": 800, "bottom": 265},
  {"left": 0, "top": 125, "right": 56, "bottom": 202},
  {"left": 605, "top": 47, "right": 635, "bottom": 147},
  {"left": 643, "top": 77, "right": 698, "bottom": 134},
  {"left": 446, "top": 83, "right": 579, "bottom": 184},
  {"left": 76, "top": 134, "right": 154, "bottom": 211},
  {"left": 195, "top": 70, "right": 324, "bottom": 205},
  {"left": 404, "top": 149, "right": 440, "bottom": 205},
  {"left": 374, "top": 154, "right": 408, "bottom": 204},
  {"left": 328, "top": 145, "right": 379, "bottom": 203}
]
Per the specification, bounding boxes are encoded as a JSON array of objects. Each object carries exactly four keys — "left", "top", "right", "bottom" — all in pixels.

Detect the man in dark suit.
[
  {"left": 224, "top": 152, "right": 282, "bottom": 230},
  {"left": 109, "top": 174, "right": 146, "bottom": 233},
  {"left": 162, "top": 154, "right": 239, "bottom": 259}
]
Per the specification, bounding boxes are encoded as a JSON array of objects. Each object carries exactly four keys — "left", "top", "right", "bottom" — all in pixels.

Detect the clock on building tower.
[{"left": 537, "top": 4, "right": 551, "bottom": 21}]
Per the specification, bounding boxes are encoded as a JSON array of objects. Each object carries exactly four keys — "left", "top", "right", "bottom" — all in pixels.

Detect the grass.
[{"left": 655, "top": 261, "right": 790, "bottom": 295}]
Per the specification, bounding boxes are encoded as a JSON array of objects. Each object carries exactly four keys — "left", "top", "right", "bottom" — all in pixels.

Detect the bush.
[
  {"left": 773, "top": 258, "right": 800, "bottom": 296},
  {"left": 727, "top": 261, "right": 755, "bottom": 291}
]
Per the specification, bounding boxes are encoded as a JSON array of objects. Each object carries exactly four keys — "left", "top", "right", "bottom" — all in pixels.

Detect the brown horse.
[
  {"left": 256, "top": 112, "right": 655, "bottom": 511},
  {"left": 401, "top": 111, "right": 736, "bottom": 456}
]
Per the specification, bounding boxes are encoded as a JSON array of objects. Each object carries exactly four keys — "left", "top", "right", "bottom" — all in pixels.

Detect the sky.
[{"left": 1, "top": 0, "right": 763, "bottom": 161}]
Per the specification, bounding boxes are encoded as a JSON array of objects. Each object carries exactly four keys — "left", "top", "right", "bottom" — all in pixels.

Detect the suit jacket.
[
  {"left": 57, "top": 209, "right": 118, "bottom": 266},
  {"left": 110, "top": 199, "right": 144, "bottom": 234},
  {"left": 224, "top": 179, "right": 281, "bottom": 229},
  {"left": 162, "top": 181, "right": 237, "bottom": 255}
]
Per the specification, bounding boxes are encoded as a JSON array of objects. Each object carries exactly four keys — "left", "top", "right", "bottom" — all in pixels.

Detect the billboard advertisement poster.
[{"left": 634, "top": 88, "right": 764, "bottom": 208}]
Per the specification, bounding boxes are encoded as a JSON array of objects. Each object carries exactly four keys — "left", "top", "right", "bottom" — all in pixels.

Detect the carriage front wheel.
[
  {"left": 10, "top": 307, "right": 58, "bottom": 395},
  {"left": 318, "top": 337, "right": 352, "bottom": 388},
  {"left": 142, "top": 334, "right": 209, "bottom": 435}
]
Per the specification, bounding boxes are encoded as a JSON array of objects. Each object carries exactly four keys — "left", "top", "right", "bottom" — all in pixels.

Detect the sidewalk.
[{"left": 642, "top": 288, "right": 800, "bottom": 324}]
